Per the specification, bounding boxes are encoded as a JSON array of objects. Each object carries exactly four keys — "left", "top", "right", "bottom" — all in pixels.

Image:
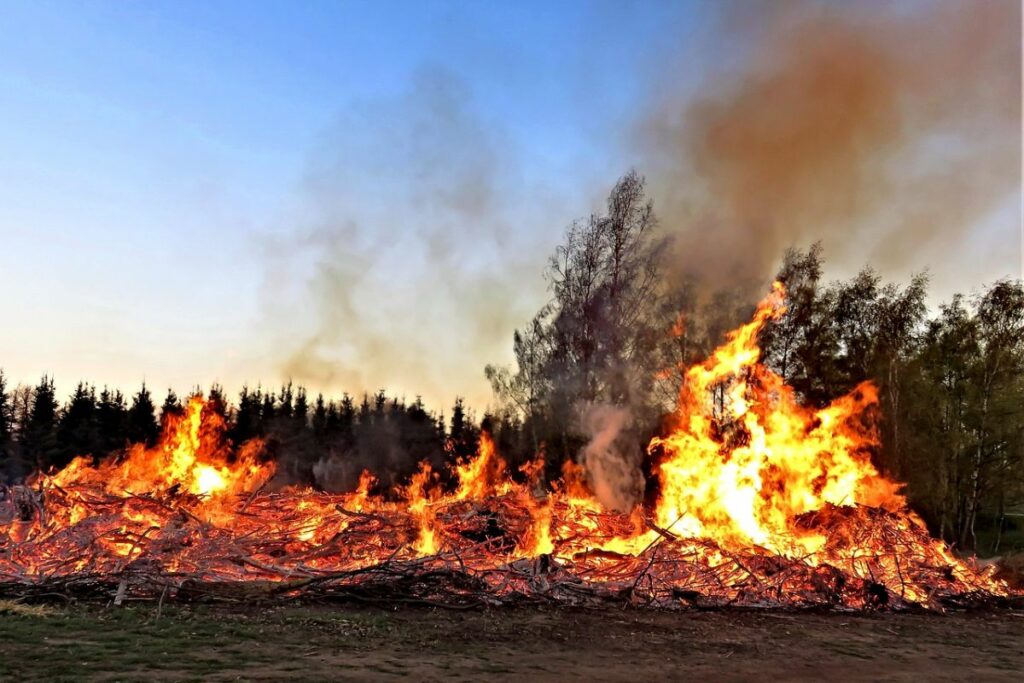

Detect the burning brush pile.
[{"left": 0, "top": 285, "right": 1012, "bottom": 610}]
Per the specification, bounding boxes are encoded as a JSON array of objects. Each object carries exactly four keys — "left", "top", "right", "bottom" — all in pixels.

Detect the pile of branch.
[{"left": 0, "top": 485, "right": 1014, "bottom": 611}]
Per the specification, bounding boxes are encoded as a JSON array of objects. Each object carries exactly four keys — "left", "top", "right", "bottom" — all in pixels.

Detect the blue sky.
[
  {"left": 0, "top": 1, "right": 1019, "bottom": 410},
  {"left": 0, "top": 1, "right": 713, "bottom": 408}
]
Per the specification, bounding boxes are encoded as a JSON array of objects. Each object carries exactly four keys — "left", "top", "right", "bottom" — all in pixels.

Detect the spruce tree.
[
  {"left": 231, "top": 386, "right": 262, "bottom": 443},
  {"left": 294, "top": 387, "right": 308, "bottom": 430},
  {"left": 0, "top": 370, "right": 12, "bottom": 479},
  {"left": 126, "top": 382, "right": 159, "bottom": 446},
  {"left": 207, "top": 383, "right": 229, "bottom": 420},
  {"left": 96, "top": 386, "right": 128, "bottom": 453},
  {"left": 57, "top": 382, "right": 102, "bottom": 466},
  {"left": 261, "top": 389, "right": 276, "bottom": 426},
  {"left": 160, "top": 388, "right": 183, "bottom": 423},
  {"left": 24, "top": 376, "right": 60, "bottom": 471},
  {"left": 311, "top": 393, "right": 328, "bottom": 443}
]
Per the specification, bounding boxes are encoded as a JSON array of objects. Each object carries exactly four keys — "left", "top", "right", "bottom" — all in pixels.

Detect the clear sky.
[{"left": 0, "top": 1, "right": 1019, "bottom": 411}]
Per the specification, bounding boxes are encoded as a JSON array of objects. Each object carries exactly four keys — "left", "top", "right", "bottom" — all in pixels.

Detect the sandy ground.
[{"left": 0, "top": 603, "right": 1022, "bottom": 682}]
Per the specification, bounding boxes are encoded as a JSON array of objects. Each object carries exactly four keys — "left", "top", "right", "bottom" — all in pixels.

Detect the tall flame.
[{"left": 651, "top": 282, "right": 901, "bottom": 554}]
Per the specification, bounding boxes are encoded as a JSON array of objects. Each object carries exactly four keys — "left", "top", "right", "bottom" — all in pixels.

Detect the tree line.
[
  {"left": 0, "top": 375, "right": 530, "bottom": 496},
  {"left": 2, "top": 171, "right": 1021, "bottom": 552}
]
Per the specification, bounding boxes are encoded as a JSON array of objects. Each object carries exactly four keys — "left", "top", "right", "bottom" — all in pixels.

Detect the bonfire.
[{"left": 0, "top": 284, "right": 1010, "bottom": 610}]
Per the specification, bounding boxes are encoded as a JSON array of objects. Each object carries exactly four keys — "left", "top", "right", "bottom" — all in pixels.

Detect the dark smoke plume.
[{"left": 640, "top": 0, "right": 1021, "bottom": 296}]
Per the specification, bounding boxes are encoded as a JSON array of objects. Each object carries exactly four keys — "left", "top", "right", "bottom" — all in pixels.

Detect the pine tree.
[
  {"left": 0, "top": 370, "right": 13, "bottom": 479},
  {"left": 24, "top": 376, "right": 60, "bottom": 471},
  {"left": 231, "top": 386, "right": 263, "bottom": 443},
  {"left": 96, "top": 386, "right": 128, "bottom": 453},
  {"left": 311, "top": 393, "right": 328, "bottom": 443},
  {"left": 160, "top": 388, "right": 183, "bottom": 424},
  {"left": 449, "top": 397, "right": 478, "bottom": 460},
  {"left": 126, "top": 382, "right": 159, "bottom": 446},
  {"left": 207, "top": 383, "right": 229, "bottom": 420},
  {"left": 0, "top": 371, "right": 11, "bottom": 441},
  {"left": 294, "top": 386, "right": 309, "bottom": 430},
  {"left": 358, "top": 394, "right": 371, "bottom": 425},
  {"left": 324, "top": 399, "right": 341, "bottom": 438},
  {"left": 261, "top": 389, "right": 277, "bottom": 425},
  {"left": 57, "top": 382, "right": 100, "bottom": 467},
  {"left": 11, "top": 384, "right": 33, "bottom": 441},
  {"left": 278, "top": 382, "right": 294, "bottom": 421},
  {"left": 340, "top": 394, "right": 356, "bottom": 447}
]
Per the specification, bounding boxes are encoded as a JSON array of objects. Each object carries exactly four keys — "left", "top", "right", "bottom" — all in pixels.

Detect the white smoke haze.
[
  {"left": 260, "top": 68, "right": 570, "bottom": 410},
  {"left": 312, "top": 453, "right": 366, "bottom": 494},
  {"left": 578, "top": 404, "right": 645, "bottom": 513}
]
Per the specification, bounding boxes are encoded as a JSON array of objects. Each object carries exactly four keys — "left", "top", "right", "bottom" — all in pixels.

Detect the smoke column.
[
  {"left": 638, "top": 0, "right": 1021, "bottom": 296},
  {"left": 578, "top": 404, "right": 645, "bottom": 513}
]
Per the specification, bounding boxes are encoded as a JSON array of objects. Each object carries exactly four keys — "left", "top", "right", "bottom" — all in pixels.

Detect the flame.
[
  {"left": 519, "top": 496, "right": 554, "bottom": 556},
  {"left": 651, "top": 282, "right": 902, "bottom": 555},
  {"left": 348, "top": 470, "right": 376, "bottom": 512},
  {"left": 1, "top": 285, "right": 1009, "bottom": 609},
  {"left": 47, "top": 396, "right": 273, "bottom": 504},
  {"left": 454, "top": 433, "right": 507, "bottom": 501},
  {"left": 403, "top": 463, "right": 439, "bottom": 556}
]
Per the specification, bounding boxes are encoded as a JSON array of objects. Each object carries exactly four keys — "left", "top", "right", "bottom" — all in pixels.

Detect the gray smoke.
[
  {"left": 261, "top": 3, "right": 1020, "bottom": 413},
  {"left": 637, "top": 0, "right": 1021, "bottom": 297},
  {"left": 260, "top": 67, "right": 563, "bottom": 409},
  {"left": 578, "top": 404, "right": 645, "bottom": 512}
]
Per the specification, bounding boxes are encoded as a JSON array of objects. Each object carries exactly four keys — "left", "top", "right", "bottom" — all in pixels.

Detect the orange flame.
[
  {"left": 2, "top": 284, "right": 1008, "bottom": 609},
  {"left": 651, "top": 282, "right": 902, "bottom": 555},
  {"left": 45, "top": 396, "right": 272, "bottom": 508},
  {"left": 403, "top": 463, "right": 439, "bottom": 556}
]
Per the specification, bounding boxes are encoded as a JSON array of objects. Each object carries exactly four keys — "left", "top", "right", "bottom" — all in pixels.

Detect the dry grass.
[{"left": 0, "top": 599, "right": 56, "bottom": 618}]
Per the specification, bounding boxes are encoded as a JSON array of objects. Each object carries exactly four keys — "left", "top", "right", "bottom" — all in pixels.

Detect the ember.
[{"left": 0, "top": 286, "right": 1010, "bottom": 610}]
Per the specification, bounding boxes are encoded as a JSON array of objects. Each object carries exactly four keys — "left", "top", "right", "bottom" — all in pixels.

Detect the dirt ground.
[{"left": 0, "top": 601, "right": 1021, "bottom": 682}]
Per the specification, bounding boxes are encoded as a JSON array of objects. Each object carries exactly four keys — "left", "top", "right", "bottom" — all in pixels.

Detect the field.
[{"left": 1, "top": 602, "right": 1021, "bottom": 682}]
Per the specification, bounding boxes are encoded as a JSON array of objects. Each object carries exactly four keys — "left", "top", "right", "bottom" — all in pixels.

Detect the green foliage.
[{"left": 758, "top": 250, "right": 1023, "bottom": 550}]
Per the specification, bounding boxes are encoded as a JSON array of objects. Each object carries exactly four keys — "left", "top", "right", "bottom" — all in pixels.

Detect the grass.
[
  {"left": 0, "top": 603, "right": 391, "bottom": 682},
  {"left": 1, "top": 602, "right": 1021, "bottom": 682},
  {"left": 0, "top": 600, "right": 57, "bottom": 618}
]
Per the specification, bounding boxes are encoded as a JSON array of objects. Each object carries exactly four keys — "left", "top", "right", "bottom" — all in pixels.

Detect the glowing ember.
[{"left": 0, "top": 285, "right": 1010, "bottom": 610}]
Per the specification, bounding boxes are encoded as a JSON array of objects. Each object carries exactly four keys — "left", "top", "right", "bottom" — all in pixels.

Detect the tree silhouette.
[
  {"left": 96, "top": 386, "right": 128, "bottom": 454},
  {"left": 160, "top": 388, "right": 183, "bottom": 423},
  {"left": 56, "top": 382, "right": 99, "bottom": 467},
  {"left": 23, "top": 376, "right": 60, "bottom": 471},
  {"left": 0, "top": 370, "right": 14, "bottom": 480},
  {"left": 126, "top": 383, "right": 159, "bottom": 446}
]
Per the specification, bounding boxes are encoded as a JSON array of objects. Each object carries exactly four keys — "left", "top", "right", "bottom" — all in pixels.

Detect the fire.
[
  {"left": 46, "top": 396, "right": 273, "bottom": 503},
  {"left": 454, "top": 433, "right": 506, "bottom": 501},
  {"left": 651, "top": 282, "right": 901, "bottom": 555},
  {"left": 403, "top": 463, "right": 439, "bottom": 556},
  {"left": 0, "top": 285, "right": 1010, "bottom": 610}
]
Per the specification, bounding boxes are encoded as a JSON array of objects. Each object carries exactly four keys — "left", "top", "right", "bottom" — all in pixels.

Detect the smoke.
[
  {"left": 578, "top": 404, "right": 645, "bottom": 512},
  {"left": 308, "top": 421, "right": 435, "bottom": 494},
  {"left": 261, "top": 68, "right": 561, "bottom": 410},
  {"left": 639, "top": 0, "right": 1021, "bottom": 295},
  {"left": 261, "top": 4, "right": 1019, "bottom": 411}
]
